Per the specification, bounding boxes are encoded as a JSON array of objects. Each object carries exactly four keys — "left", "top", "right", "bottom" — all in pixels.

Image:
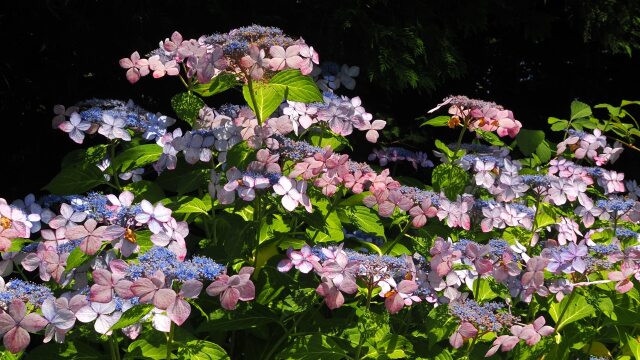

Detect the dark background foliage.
[{"left": 1, "top": 0, "right": 639, "bottom": 200}]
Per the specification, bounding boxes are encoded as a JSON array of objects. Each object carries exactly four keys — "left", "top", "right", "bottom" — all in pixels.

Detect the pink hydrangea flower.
[
  {"left": 206, "top": 267, "right": 255, "bottom": 310},
  {"left": 0, "top": 300, "right": 48, "bottom": 353},
  {"left": 148, "top": 55, "right": 179, "bottom": 78},
  {"left": 273, "top": 177, "right": 312, "bottom": 213},
  {"left": 277, "top": 245, "right": 321, "bottom": 274},
  {"left": 119, "top": 51, "right": 150, "bottom": 84},
  {"left": 135, "top": 200, "right": 173, "bottom": 234}
]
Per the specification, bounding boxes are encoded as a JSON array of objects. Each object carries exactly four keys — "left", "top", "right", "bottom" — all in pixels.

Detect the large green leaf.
[
  {"left": 156, "top": 162, "right": 210, "bottom": 195},
  {"left": 60, "top": 145, "right": 109, "bottom": 169},
  {"left": 276, "top": 334, "right": 349, "bottom": 360},
  {"left": 171, "top": 92, "right": 205, "bottom": 126},
  {"left": 26, "top": 341, "right": 108, "bottom": 359},
  {"left": 549, "top": 293, "right": 595, "bottom": 331},
  {"left": 242, "top": 83, "right": 283, "bottom": 122},
  {"left": 270, "top": 69, "right": 323, "bottom": 103},
  {"left": 431, "top": 163, "right": 469, "bottom": 200},
  {"left": 127, "top": 331, "right": 167, "bottom": 360},
  {"left": 112, "top": 144, "right": 162, "bottom": 173},
  {"left": 197, "top": 308, "right": 278, "bottom": 333},
  {"left": 43, "top": 165, "right": 106, "bottom": 195},
  {"left": 110, "top": 304, "right": 154, "bottom": 331},
  {"left": 516, "top": 129, "right": 545, "bottom": 156},
  {"left": 570, "top": 100, "right": 592, "bottom": 121},
  {"left": 123, "top": 180, "right": 165, "bottom": 203},
  {"left": 177, "top": 340, "right": 229, "bottom": 360},
  {"left": 172, "top": 196, "right": 211, "bottom": 215},
  {"left": 420, "top": 115, "right": 450, "bottom": 127},
  {"left": 340, "top": 205, "right": 385, "bottom": 238},
  {"left": 192, "top": 73, "right": 239, "bottom": 97}
]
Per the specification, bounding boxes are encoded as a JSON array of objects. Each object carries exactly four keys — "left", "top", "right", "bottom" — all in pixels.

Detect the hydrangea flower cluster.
[
  {"left": 428, "top": 95, "right": 522, "bottom": 138},
  {"left": 120, "top": 26, "right": 318, "bottom": 84},
  {"left": 0, "top": 191, "right": 254, "bottom": 353},
  {"left": 53, "top": 99, "right": 174, "bottom": 144}
]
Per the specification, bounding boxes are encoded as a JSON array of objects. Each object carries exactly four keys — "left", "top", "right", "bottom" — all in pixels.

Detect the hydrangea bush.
[{"left": 2, "top": 25, "right": 640, "bottom": 359}]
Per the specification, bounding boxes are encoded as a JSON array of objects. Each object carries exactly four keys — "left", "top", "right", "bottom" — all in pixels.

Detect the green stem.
[
  {"left": 247, "top": 76, "right": 262, "bottom": 124},
  {"left": 254, "top": 194, "right": 262, "bottom": 266},
  {"left": 455, "top": 120, "right": 468, "bottom": 152},
  {"left": 354, "top": 284, "right": 375, "bottom": 360},
  {"left": 110, "top": 141, "right": 121, "bottom": 190},
  {"left": 383, "top": 221, "right": 412, "bottom": 255},
  {"left": 110, "top": 336, "right": 121, "bottom": 360},
  {"left": 554, "top": 288, "right": 577, "bottom": 334},
  {"left": 166, "top": 322, "right": 174, "bottom": 360}
]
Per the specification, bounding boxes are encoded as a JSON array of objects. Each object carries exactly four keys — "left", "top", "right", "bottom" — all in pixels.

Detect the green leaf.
[
  {"left": 341, "top": 206, "right": 385, "bottom": 238},
  {"left": 197, "top": 308, "right": 278, "bottom": 333},
  {"left": 433, "top": 139, "right": 454, "bottom": 159},
  {"left": 547, "top": 117, "right": 564, "bottom": 124},
  {"left": 61, "top": 145, "right": 109, "bottom": 169},
  {"left": 476, "top": 129, "right": 505, "bottom": 146},
  {"left": 112, "top": 144, "right": 162, "bottom": 173},
  {"left": 471, "top": 278, "right": 498, "bottom": 302},
  {"left": 177, "top": 340, "right": 229, "bottom": 360},
  {"left": 123, "top": 180, "right": 165, "bottom": 203},
  {"left": 225, "top": 142, "right": 255, "bottom": 169},
  {"left": 308, "top": 129, "right": 351, "bottom": 151},
  {"left": 127, "top": 331, "right": 167, "bottom": 360},
  {"left": 110, "top": 304, "right": 154, "bottom": 331},
  {"left": 242, "top": 83, "right": 283, "bottom": 122},
  {"left": 535, "top": 202, "right": 558, "bottom": 228},
  {"left": 173, "top": 196, "right": 211, "bottom": 215},
  {"left": 626, "top": 334, "right": 640, "bottom": 360},
  {"left": 156, "top": 163, "right": 210, "bottom": 195},
  {"left": 171, "top": 92, "right": 205, "bottom": 126},
  {"left": 269, "top": 69, "right": 323, "bottom": 103},
  {"left": 65, "top": 247, "right": 91, "bottom": 270},
  {"left": 134, "top": 230, "right": 154, "bottom": 254},
  {"left": 26, "top": 341, "right": 108, "bottom": 359},
  {"left": 549, "top": 293, "right": 594, "bottom": 332},
  {"left": 420, "top": 115, "right": 450, "bottom": 127},
  {"left": 43, "top": 165, "right": 106, "bottom": 195},
  {"left": 570, "top": 100, "right": 592, "bottom": 121},
  {"left": 277, "top": 334, "right": 349, "bottom": 360},
  {"left": 535, "top": 140, "right": 552, "bottom": 163},
  {"left": 516, "top": 129, "right": 545, "bottom": 155},
  {"left": 431, "top": 163, "right": 469, "bottom": 200},
  {"left": 8, "top": 238, "right": 32, "bottom": 252},
  {"left": 192, "top": 73, "right": 239, "bottom": 97},
  {"left": 550, "top": 120, "right": 569, "bottom": 131}
]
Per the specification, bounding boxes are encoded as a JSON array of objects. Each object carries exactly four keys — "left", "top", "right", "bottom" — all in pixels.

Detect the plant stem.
[
  {"left": 554, "top": 288, "right": 577, "bottom": 333},
  {"left": 383, "top": 221, "right": 412, "bottom": 255},
  {"left": 110, "top": 141, "right": 121, "bottom": 190},
  {"left": 166, "top": 322, "right": 174, "bottom": 360},
  {"left": 110, "top": 336, "right": 121, "bottom": 360},
  {"left": 247, "top": 76, "right": 262, "bottom": 124},
  {"left": 455, "top": 120, "right": 468, "bottom": 151},
  {"left": 254, "top": 194, "right": 262, "bottom": 267}
]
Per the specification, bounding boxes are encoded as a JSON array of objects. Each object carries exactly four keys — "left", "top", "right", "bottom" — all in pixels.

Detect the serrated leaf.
[
  {"left": 549, "top": 293, "right": 594, "bottom": 331},
  {"left": 570, "top": 100, "right": 592, "bottom": 121},
  {"left": 173, "top": 196, "right": 211, "bottom": 215},
  {"left": 269, "top": 69, "right": 323, "bottom": 103},
  {"left": 112, "top": 144, "right": 162, "bottom": 173},
  {"left": 344, "top": 206, "right": 385, "bottom": 238},
  {"left": 516, "top": 129, "right": 545, "bottom": 155},
  {"left": 192, "top": 73, "right": 239, "bottom": 97},
  {"left": 535, "top": 141, "right": 552, "bottom": 163},
  {"left": 171, "top": 92, "right": 205, "bottom": 126},
  {"left": 44, "top": 165, "right": 106, "bottom": 195},
  {"left": 65, "top": 247, "right": 91, "bottom": 270},
  {"left": 110, "top": 304, "right": 154, "bottom": 331},
  {"left": 242, "top": 83, "right": 283, "bottom": 123},
  {"left": 420, "top": 115, "right": 450, "bottom": 127}
]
